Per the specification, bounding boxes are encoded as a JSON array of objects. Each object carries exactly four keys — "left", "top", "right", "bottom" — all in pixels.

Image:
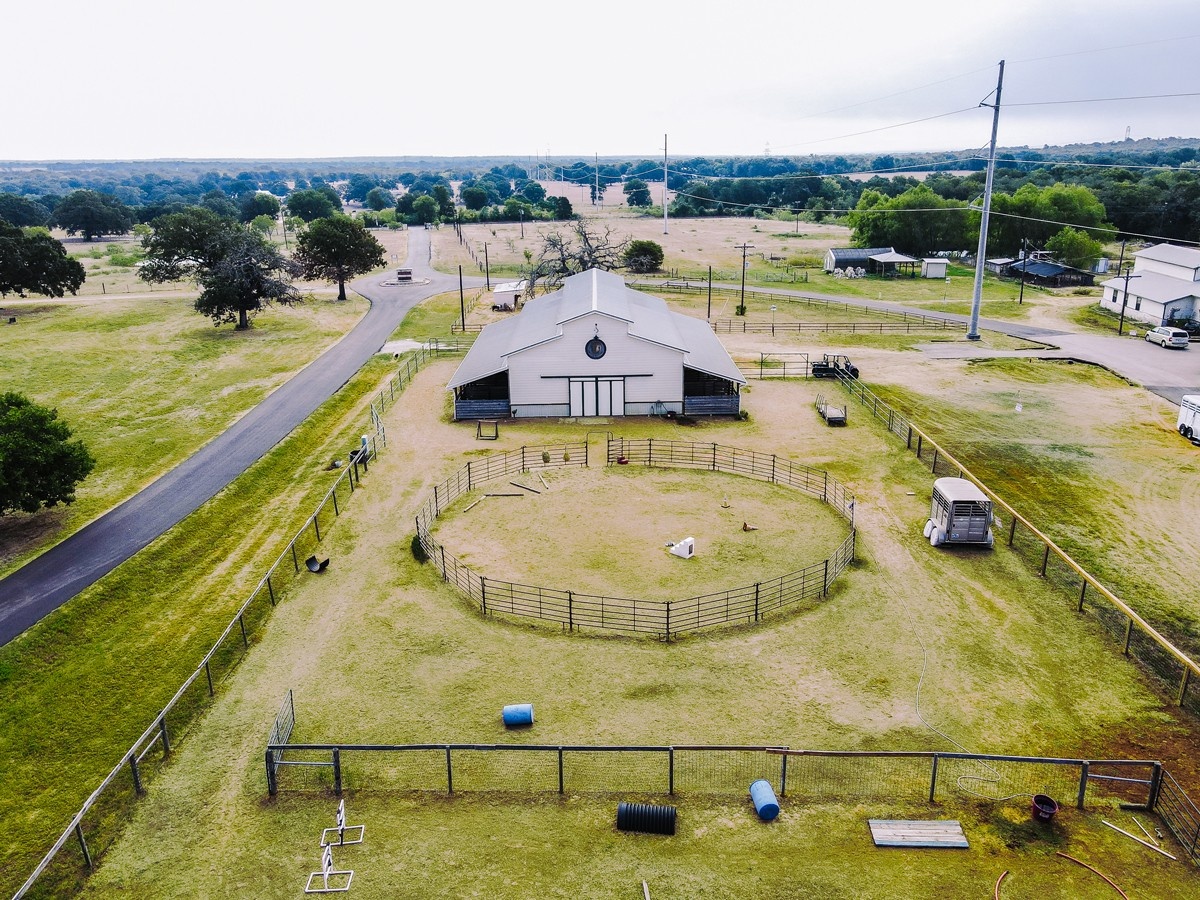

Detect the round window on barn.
[{"left": 585, "top": 337, "right": 607, "bottom": 359}]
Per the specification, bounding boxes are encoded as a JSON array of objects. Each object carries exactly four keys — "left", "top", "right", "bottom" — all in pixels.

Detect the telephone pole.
[
  {"left": 735, "top": 242, "right": 754, "bottom": 315},
  {"left": 967, "top": 60, "right": 1005, "bottom": 341},
  {"left": 663, "top": 133, "right": 669, "bottom": 234}
]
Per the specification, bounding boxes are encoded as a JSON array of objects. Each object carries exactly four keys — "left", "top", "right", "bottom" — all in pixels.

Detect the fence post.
[
  {"left": 823, "top": 559, "right": 830, "bottom": 597},
  {"left": 1078, "top": 580, "right": 1088, "bottom": 612},
  {"left": 239, "top": 613, "right": 248, "bottom": 648},
  {"left": 446, "top": 747, "right": 454, "bottom": 795},
  {"left": 1076, "top": 762, "right": 1089, "bottom": 810},
  {"left": 313, "top": 514, "right": 321, "bottom": 544},
  {"left": 434, "top": 484, "right": 439, "bottom": 516},
  {"left": 467, "top": 460, "right": 472, "bottom": 492},
  {"left": 1040, "top": 545, "right": 1050, "bottom": 577},
  {"left": 129, "top": 753, "right": 144, "bottom": 795},
  {"left": 333, "top": 749, "right": 342, "bottom": 796},
  {"left": 780, "top": 752, "right": 788, "bottom": 797},
  {"left": 332, "top": 484, "right": 339, "bottom": 517},
  {"left": 1178, "top": 668, "right": 1191, "bottom": 706},
  {"left": 292, "top": 543, "right": 299, "bottom": 573},
  {"left": 754, "top": 583, "right": 760, "bottom": 622},
  {"left": 1008, "top": 516, "right": 1017, "bottom": 546},
  {"left": 205, "top": 660, "right": 214, "bottom": 696},
  {"left": 916, "top": 434, "right": 923, "bottom": 457},
  {"left": 771, "top": 454, "right": 777, "bottom": 484},
  {"left": 75, "top": 822, "right": 93, "bottom": 870},
  {"left": 907, "top": 426, "right": 913, "bottom": 449},
  {"left": 440, "top": 546, "right": 448, "bottom": 582},
  {"left": 266, "top": 749, "right": 277, "bottom": 796},
  {"left": 1148, "top": 763, "right": 1163, "bottom": 810},
  {"left": 668, "top": 747, "right": 675, "bottom": 796},
  {"left": 665, "top": 601, "right": 671, "bottom": 642},
  {"left": 931, "top": 448, "right": 939, "bottom": 472},
  {"left": 558, "top": 748, "right": 565, "bottom": 794},
  {"left": 1123, "top": 618, "right": 1134, "bottom": 655},
  {"left": 158, "top": 716, "right": 171, "bottom": 756},
  {"left": 568, "top": 591, "right": 574, "bottom": 632},
  {"left": 267, "top": 575, "right": 276, "bottom": 607},
  {"left": 929, "top": 754, "right": 939, "bottom": 803},
  {"left": 481, "top": 576, "right": 488, "bottom": 615}
]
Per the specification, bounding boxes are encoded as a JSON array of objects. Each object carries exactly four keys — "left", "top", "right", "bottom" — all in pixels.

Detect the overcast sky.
[{"left": 4, "top": 0, "right": 1198, "bottom": 162}]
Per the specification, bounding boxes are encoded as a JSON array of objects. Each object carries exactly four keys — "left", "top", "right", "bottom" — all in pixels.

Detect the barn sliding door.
[{"left": 569, "top": 378, "right": 625, "bottom": 417}]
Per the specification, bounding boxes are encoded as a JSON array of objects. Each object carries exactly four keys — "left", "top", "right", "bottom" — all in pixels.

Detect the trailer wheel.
[
  {"left": 923, "top": 519, "right": 934, "bottom": 539},
  {"left": 1184, "top": 425, "right": 1194, "bottom": 440},
  {"left": 986, "top": 530, "right": 995, "bottom": 549},
  {"left": 930, "top": 528, "right": 944, "bottom": 547}
]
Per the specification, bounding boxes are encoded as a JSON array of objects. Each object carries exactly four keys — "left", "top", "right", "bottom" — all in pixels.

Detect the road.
[{"left": 0, "top": 227, "right": 475, "bottom": 646}]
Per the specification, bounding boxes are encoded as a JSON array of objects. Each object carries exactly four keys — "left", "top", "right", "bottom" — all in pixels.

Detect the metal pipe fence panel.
[{"left": 1157, "top": 771, "right": 1200, "bottom": 863}]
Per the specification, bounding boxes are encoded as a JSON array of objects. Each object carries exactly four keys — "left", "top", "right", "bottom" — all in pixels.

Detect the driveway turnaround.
[{"left": 0, "top": 228, "right": 479, "bottom": 646}]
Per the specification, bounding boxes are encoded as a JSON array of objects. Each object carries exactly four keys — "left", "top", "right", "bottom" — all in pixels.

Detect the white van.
[{"left": 1178, "top": 395, "right": 1200, "bottom": 441}]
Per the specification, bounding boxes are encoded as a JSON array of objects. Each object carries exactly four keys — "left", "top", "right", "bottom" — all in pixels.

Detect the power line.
[
  {"left": 1005, "top": 91, "right": 1200, "bottom": 107},
  {"left": 1010, "top": 33, "right": 1200, "bottom": 65}
]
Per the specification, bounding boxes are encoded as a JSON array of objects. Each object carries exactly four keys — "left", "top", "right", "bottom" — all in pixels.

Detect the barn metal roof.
[
  {"left": 1099, "top": 271, "right": 1200, "bottom": 304},
  {"left": 1137, "top": 243, "right": 1200, "bottom": 270},
  {"left": 447, "top": 268, "right": 745, "bottom": 389}
]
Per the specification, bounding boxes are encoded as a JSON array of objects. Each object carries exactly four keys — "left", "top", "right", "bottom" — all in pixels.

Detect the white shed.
[
  {"left": 448, "top": 269, "right": 745, "bottom": 419},
  {"left": 491, "top": 279, "right": 528, "bottom": 310},
  {"left": 921, "top": 258, "right": 948, "bottom": 279}
]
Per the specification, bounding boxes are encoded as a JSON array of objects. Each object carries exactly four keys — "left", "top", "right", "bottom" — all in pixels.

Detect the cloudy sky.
[{"left": 4, "top": 0, "right": 1198, "bottom": 161}]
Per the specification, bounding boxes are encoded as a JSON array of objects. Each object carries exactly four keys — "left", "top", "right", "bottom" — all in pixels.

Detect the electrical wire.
[
  {"left": 1005, "top": 91, "right": 1200, "bottom": 107},
  {"left": 1010, "top": 33, "right": 1200, "bottom": 65}
]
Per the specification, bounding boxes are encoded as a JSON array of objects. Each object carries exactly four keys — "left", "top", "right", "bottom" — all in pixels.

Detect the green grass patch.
[
  {"left": 0, "top": 294, "right": 367, "bottom": 576},
  {"left": 0, "top": 355, "right": 395, "bottom": 898},
  {"left": 390, "top": 289, "right": 481, "bottom": 341}
]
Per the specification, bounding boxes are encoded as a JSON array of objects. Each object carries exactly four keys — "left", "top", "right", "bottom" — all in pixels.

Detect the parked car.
[{"left": 1145, "top": 326, "right": 1190, "bottom": 349}]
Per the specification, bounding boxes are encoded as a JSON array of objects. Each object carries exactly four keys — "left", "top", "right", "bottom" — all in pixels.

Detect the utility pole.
[
  {"left": 1117, "top": 263, "right": 1140, "bottom": 336},
  {"left": 663, "top": 133, "right": 669, "bottom": 234},
  {"left": 707, "top": 265, "right": 712, "bottom": 320},
  {"left": 595, "top": 152, "right": 600, "bottom": 207},
  {"left": 458, "top": 265, "right": 465, "bottom": 332},
  {"left": 967, "top": 60, "right": 1005, "bottom": 341},
  {"left": 735, "top": 242, "right": 754, "bottom": 315},
  {"left": 1018, "top": 236, "right": 1027, "bottom": 305},
  {"left": 484, "top": 243, "right": 491, "bottom": 290}
]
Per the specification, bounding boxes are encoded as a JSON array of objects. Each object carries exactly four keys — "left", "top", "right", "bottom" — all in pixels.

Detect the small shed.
[
  {"left": 985, "top": 258, "right": 1015, "bottom": 274},
  {"left": 824, "top": 247, "right": 894, "bottom": 273},
  {"left": 491, "top": 280, "right": 528, "bottom": 311},
  {"left": 921, "top": 258, "right": 948, "bottom": 279},
  {"left": 868, "top": 251, "right": 920, "bottom": 277}
]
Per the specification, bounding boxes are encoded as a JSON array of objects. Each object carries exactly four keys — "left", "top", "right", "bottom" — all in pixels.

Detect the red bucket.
[{"left": 1032, "top": 794, "right": 1059, "bottom": 823}]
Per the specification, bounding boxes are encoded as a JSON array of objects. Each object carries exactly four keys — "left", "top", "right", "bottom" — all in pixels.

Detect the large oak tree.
[
  {"left": 294, "top": 215, "right": 385, "bottom": 301},
  {"left": 0, "top": 219, "right": 86, "bottom": 297},
  {"left": 0, "top": 392, "right": 95, "bottom": 516}
]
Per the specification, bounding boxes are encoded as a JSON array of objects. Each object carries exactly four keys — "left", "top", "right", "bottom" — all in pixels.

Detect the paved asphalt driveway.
[{"left": 0, "top": 227, "right": 479, "bottom": 646}]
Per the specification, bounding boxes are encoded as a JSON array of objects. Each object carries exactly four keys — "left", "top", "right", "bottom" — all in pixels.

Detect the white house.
[
  {"left": 1099, "top": 243, "right": 1200, "bottom": 327},
  {"left": 448, "top": 268, "right": 746, "bottom": 419}
]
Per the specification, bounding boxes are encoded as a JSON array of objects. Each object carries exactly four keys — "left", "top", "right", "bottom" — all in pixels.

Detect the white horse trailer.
[
  {"left": 923, "top": 477, "right": 994, "bottom": 548},
  {"left": 1178, "top": 395, "right": 1200, "bottom": 442}
]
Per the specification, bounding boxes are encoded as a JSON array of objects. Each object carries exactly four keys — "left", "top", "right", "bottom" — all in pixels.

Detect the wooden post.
[
  {"left": 1178, "top": 668, "right": 1191, "bottom": 706},
  {"left": 1078, "top": 580, "right": 1087, "bottom": 612},
  {"left": 1076, "top": 762, "right": 1089, "bottom": 810},
  {"left": 158, "top": 716, "right": 171, "bottom": 756},
  {"left": 481, "top": 576, "right": 488, "bottom": 614},
  {"left": 1008, "top": 516, "right": 1017, "bottom": 546},
  {"left": 265, "top": 749, "right": 278, "bottom": 796},
  {"left": 1123, "top": 618, "right": 1134, "bottom": 655},
  {"left": 1040, "top": 544, "right": 1050, "bottom": 577},
  {"left": 333, "top": 748, "right": 342, "bottom": 796}
]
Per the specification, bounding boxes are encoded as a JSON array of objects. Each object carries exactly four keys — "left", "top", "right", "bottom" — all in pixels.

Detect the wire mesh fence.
[
  {"left": 414, "top": 440, "right": 856, "bottom": 640},
  {"left": 13, "top": 341, "right": 463, "bottom": 900},
  {"left": 833, "top": 373, "right": 1200, "bottom": 718},
  {"left": 267, "top": 739, "right": 1163, "bottom": 831}
]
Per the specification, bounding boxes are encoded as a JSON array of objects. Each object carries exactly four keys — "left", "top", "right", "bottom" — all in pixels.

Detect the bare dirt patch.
[{"left": 432, "top": 465, "right": 848, "bottom": 600}]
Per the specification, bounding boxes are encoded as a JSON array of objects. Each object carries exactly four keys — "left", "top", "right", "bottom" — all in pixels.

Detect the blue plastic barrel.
[
  {"left": 750, "top": 779, "right": 780, "bottom": 821},
  {"left": 502, "top": 703, "right": 534, "bottom": 727}
]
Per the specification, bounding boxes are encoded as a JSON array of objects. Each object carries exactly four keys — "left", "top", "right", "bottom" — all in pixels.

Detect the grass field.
[
  {"left": 0, "top": 292, "right": 368, "bottom": 576},
  {"left": 64, "top": 359, "right": 1200, "bottom": 898}
]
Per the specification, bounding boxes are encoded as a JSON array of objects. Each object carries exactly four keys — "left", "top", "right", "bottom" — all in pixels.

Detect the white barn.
[
  {"left": 448, "top": 268, "right": 746, "bottom": 419},
  {"left": 1099, "top": 243, "right": 1200, "bottom": 328}
]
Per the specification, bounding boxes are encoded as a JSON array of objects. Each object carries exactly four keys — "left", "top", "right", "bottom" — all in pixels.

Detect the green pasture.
[
  {"left": 865, "top": 357, "right": 1200, "bottom": 661},
  {"left": 0, "top": 293, "right": 367, "bottom": 576},
  {"left": 61, "top": 362, "right": 1197, "bottom": 898},
  {"left": 0, "top": 356, "right": 393, "bottom": 898}
]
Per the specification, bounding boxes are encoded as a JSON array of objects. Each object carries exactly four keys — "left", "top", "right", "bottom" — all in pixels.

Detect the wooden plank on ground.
[{"left": 869, "top": 819, "right": 969, "bottom": 849}]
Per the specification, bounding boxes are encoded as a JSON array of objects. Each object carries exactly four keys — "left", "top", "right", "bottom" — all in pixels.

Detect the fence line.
[
  {"left": 636, "top": 282, "right": 966, "bottom": 333},
  {"left": 415, "top": 440, "right": 856, "bottom": 640},
  {"left": 827, "top": 371, "right": 1200, "bottom": 864},
  {"left": 13, "top": 340, "right": 464, "bottom": 900},
  {"left": 264, "top": 737, "right": 1165, "bottom": 833}
]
